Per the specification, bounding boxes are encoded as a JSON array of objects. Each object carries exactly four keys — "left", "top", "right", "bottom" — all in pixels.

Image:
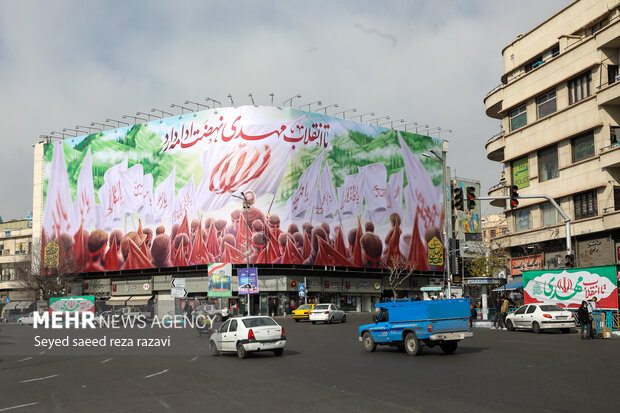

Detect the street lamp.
[
  {"left": 151, "top": 108, "right": 173, "bottom": 118},
  {"left": 333, "top": 108, "right": 357, "bottom": 119},
  {"left": 91, "top": 121, "right": 115, "bottom": 130},
  {"left": 76, "top": 125, "right": 100, "bottom": 133},
  {"left": 319, "top": 103, "right": 338, "bottom": 114},
  {"left": 414, "top": 124, "right": 430, "bottom": 133},
  {"left": 170, "top": 104, "right": 192, "bottom": 114},
  {"left": 283, "top": 94, "right": 302, "bottom": 107},
  {"left": 380, "top": 118, "right": 405, "bottom": 128},
  {"left": 184, "top": 100, "right": 209, "bottom": 111},
  {"left": 50, "top": 131, "right": 72, "bottom": 139},
  {"left": 232, "top": 192, "right": 252, "bottom": 316},
  {"left": 423, "top": 127, "right": 442, "bottom": 136},
  {"left": 105, "top": 118, "right": 130, "bottom": 128},
  {"left": 269, "top": 93, "right": 274, "bottom": 105},
  {"left": 62, "top": 128, "right": 83, "bottom": 136},
  {"left": 227, "top": 94, "right": 235, "bottom": 106},
  {"left": 137, "top": 111, "right": 160, "bottom": 121},
  {"left": 438, "top": 129, "right": 453, "bottom": 139},
  {"left": 299, "top": 100, "right": 322, "bottom": 111},
  {"left": 367, "top": 115, "right": 390, "bottom": 125},
  {"left": 422, "top": 142, "right": 451, "bottom": 298},
  {"left": 122, "top": 114, "right": 147, "bottom": 123},
  {"left": 205, "top": 97, "right": 222, "bottom": 107},
  {"left": 248, "top": 93, "right": 255, "bottom": 106},
  {"left": 350, "top": 112, "right": 375, "bottom": 122}
]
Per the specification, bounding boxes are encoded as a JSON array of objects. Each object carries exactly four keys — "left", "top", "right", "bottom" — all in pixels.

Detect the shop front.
[{"left": 109, "top": 277, "right": 154, "bottom": 315}]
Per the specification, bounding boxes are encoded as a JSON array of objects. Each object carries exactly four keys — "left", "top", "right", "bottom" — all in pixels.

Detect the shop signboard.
[
  {"left": 208, "top": 263, "right": 232, "bottom": 297},
  {"left": 523, "top": 266, "right": 618, "bottom": 310},
  {"left": 576, "top": 236, "right": 614, "bottom": 268},
  {"left": 111, "top": 278, "right": 153, "bottom": 295},
  {"left": 49, "top": 295, "right": 95, "bottom": 314},
  {"left": 511, "top": 254, "right": 543, "bottom": 275},
  {"left": 38, "top": 106, "right": 443, "bottom": 273},
  {"left": 238, "top": 267, "right": 259, "bottom": 294},
  {"left": 512, "top": 157, "right": 529, "bottom": 189}
]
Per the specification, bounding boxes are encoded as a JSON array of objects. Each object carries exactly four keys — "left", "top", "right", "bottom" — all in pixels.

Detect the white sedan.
[
  {"left": 209, "top": 316, "right": 286, "bottom": 359},
  {"left": 505, "top": 303, "right": 575, "bottom": 333},
  {"left": 309, "top": 304, "right": 346, "bottom": 324},
  {"left": 17, "top": 312, "right": 36, "bottom": 326}
]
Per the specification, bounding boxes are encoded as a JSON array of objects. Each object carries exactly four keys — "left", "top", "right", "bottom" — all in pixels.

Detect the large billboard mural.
[{"left": 40, "top": 106, "right": 444, "bottom": 273}]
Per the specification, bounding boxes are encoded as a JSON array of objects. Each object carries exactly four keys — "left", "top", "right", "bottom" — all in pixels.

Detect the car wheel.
[
  {"left": 532, "top": 321, "right": 541, "bottom": 334},
  {"left": 404, "top": 332, "right": 421, "bottom": 356},
  {"left": 210, "top": 341, "right": 220, "bottom": 356},
  {"left": 342, "top": 315, "right": 346, "bottom": 323},
  {"left": 329, "top": 316, "right": 334, "bottom": 324},
  {"left": 294, "top": 319, "right": 300, "bottom": 322},
  {"left": 506, "top": 320, "right": 514, "bottom": 331},
  {"left": 362, "top": 332, "right": 376, "bottom": 352},
  {"left": 439, "top": 341, "right": 458, "bottom": 354},
  {"left": 311, "top": 321, "right": 316, "bottom": 325},
  {"left": 273, "top": 348, "right": 284, "bottom": 357},
  {"left": 17, "top": 320, "right": 23, "bottom": 326},
  {"left": 561, "top": 328, "right": 571, "bottom": 334},
  {"left": 236, "top": 342, "right": 247, "bottom": 359}
]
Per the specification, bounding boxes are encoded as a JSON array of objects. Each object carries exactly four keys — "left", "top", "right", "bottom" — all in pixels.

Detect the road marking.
[
  {"left": 19, "top": 374, "right": 59, "bottom": 383},
  {"left": 38, "top": 351, "right": 45, "bottom": 355},
  {"left": 0, "top": 402, "right": 40, "bottom": 411},
  {"left": 101, "top": 358, "right": 113, "bottom": 364},
  {"left": 189, "top": 356, "right": 198, "bottom": 362},
  {"left": 144, "top": 369, "right": 169, "bottom": 379},
  {"left": 16, "top": 357, "right": 32, "bottom": 363}
]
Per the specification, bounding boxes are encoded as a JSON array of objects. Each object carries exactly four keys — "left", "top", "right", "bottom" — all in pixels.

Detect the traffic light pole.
[{"left": 476, "top": 194, "right": 572, "bottom": 256}]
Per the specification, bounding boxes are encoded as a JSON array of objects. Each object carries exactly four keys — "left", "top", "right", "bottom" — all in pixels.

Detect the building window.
[
  {"left": 542, "top": 202, "right": 560, "bottom": 226},
  {"left": 568, "top": 72, "right": 592, "bottom": 104},
  {"left": 536, "top": 89, "right": 556, "bottom": 119},
  {"left": 572, "top": 131, "right": 595, "bottom": 162},
  {"left": 574, "top": 190, "right": 598, "bottom": 220},
  {"left": 509, "top": 105, "right": 527, "bottom": 131},
  {"left": 615, "top": 187, "right": 620, "bottom": 211},
  {"left": 490, "top": 229, "right": 497, "bottom": 238},
  {"left": 515, "top": 208, "right": 531, "bottom": 232},
  {"left": 538, "top": 145, "right": 559, "bottom": 181}
]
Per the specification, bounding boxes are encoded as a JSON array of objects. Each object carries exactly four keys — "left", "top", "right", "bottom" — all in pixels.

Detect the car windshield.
[
  {"left": 242, "top": 317, "right": 278, "bottom": 328},
  {"left": 314, "top": 304, "right": 329, "bottom": 310},
  {"left": 539, "top": 305, "right": 565, "bottom": 311},
  {"left": 297, "top": 305, "right": 312, "bottom": 310}
]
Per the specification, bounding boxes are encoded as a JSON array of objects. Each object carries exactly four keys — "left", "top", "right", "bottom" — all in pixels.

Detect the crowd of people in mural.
[{"left": 42, "top": 189, "right": 439, "bottom": 273}]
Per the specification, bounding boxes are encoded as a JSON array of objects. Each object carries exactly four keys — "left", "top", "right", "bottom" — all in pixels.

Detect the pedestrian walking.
[
  {"left": 500, "top": 296, "right": 510, "bottom": 329},
  {"left": 268, "top": 299, "right": 275, "bottom": 318},
  {"left": 588, "top": 297, "right": 600, "bottom": 338},
  {"left": 493, "top": 296, "right": 503, "bottom": 329},
  {"left": 577, "top": 300, "right": 591, "bottom": 339}
]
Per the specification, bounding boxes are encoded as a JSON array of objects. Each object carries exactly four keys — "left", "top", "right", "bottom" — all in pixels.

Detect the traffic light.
[
  {"left": 453, "top": 187, "right": 464, "bottom": 211},
  {"left": 565, "top": 253, "right": 575, "bottom": 268},
  {"left": 510, "top": 185, "right": 519, "bottom": 208},
  {"left": 466, "top": 186, "right": 476, "bottom": 210}
]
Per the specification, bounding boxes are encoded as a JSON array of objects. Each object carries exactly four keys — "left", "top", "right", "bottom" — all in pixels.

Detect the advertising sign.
[
  {"left": 238, "top": 267, "right": 259, "bottom": 294},
  {"left": 576, "top": 236, "right": 614, "bottom": 268},
  {"left": 39, "top": 106, "right": 443, "bottom": 272},
  {"left": 523, "top": 266, "right": 619, "bottom": 310},
  {"left": 208, "top": 263, "right": 232, "bottom": 297},
  {"left": 512, "top": 157, "right": 529, "bottom": 189},
  {"left": 49, "top": 296, "right": 95, "bottom": 314},
  {"left": 511, "top": 254, "right": 543, "bottom": 275}
]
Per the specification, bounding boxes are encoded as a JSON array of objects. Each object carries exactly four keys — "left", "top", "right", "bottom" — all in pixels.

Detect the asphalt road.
[{"left": 0, "top": 314, "right": 618, "bottom": 413}]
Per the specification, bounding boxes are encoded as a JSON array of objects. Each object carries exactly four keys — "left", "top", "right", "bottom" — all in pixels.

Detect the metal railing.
[{"left": 486, "top": 131, "right": 504, "bottom": 144}]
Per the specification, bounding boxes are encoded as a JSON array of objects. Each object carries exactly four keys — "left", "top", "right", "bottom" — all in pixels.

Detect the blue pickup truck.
[{"left": 358, "top": 298, "right": 473, "bottom": 356}]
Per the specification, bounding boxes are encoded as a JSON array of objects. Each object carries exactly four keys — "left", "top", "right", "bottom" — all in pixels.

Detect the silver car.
[
  {"left": 505, "top": 304, "right": 575, "bottom": 333},
  {"left": 209, "top": 316, "right": 286, "bottom": 358}
]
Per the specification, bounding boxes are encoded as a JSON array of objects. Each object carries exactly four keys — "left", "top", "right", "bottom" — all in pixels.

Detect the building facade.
[{"left": 484, "top": 0, "right": 620, "bottom": 274}]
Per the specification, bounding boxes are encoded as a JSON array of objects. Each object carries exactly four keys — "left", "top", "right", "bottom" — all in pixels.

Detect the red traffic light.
[{"left": 510, "top": 185, "right": 519, "bottom": 208}]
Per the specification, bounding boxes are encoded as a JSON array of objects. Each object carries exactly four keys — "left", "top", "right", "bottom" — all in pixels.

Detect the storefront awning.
[
  {"left": 3, "top": 302, "right": 19, "bottom": 310},
  {"left": 126, "top": 296, "right": 152, "bottom": 306},
  {"left": 420, "top": 286, "right": 443, "bottom": 292},
  {"left": 493, "top": 277, "right": 523, "bottom": 292},
  {"left": 15, "top": 301, "right": 34, "bottom": 310},
  {"left": 106, "top": 296, "right": 131, "bottom": 305}
]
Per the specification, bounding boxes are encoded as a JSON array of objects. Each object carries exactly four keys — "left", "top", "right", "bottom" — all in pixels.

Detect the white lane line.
[
  {"left": 38, "top": 351, "right": 45, "bottom": 355},
  {"left": 189, "top": 356, "right": 198, "bottom": 362},
  {"left": 0, "top": 402, "right": 40, "bottom": 411},
  {"left": 144, "top": 369, "right": 169, "bottom": 379},
  {"left": 101, "top": 358, "right": 113, "bottom": 364},
  {"left": 16, "top": 357, "right": 32, "bottom": 363},
  {"left": 19, "top": 374, "right": 59, "bottom": 383}
]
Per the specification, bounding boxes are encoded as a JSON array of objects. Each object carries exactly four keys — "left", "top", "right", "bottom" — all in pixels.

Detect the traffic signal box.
[
  {"left": 453, "top": 187, "right": 463, "bottom": 211},
  {"left": 466, "top": 186, "right": 476, "bottom": 210},
  {"left": 510, "top": 185, "right": 519, "bottom": 208}
]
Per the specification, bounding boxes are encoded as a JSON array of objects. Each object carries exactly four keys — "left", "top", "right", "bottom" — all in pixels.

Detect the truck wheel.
[
  {"left": 210, "top": 341, "right": 220, "bottom": 356},
  {"left": 362, "top": 332, "right": 376, "bottom": 352},
  {"left": 440, "top": 341, "right": 458, "bottom": 354},
  {"left": 294, "top": 319, "right": 300, "bottom": 322},
  {"left": 404, "top": 332, "right": 421, "bottom": 356},
  {"left": 506, "top": 320, "right": 514, "bottom": 331},
  {"left": 236, "top": 342, "right": 247, "bottom": 359},
  {"left": 532, "top": 322, "right": 541, "bottom": 334}
]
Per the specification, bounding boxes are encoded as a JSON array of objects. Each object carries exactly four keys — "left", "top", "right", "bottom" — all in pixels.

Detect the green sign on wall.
[{"left": 512, "top": 157, "right": 529, "bottom": 189}]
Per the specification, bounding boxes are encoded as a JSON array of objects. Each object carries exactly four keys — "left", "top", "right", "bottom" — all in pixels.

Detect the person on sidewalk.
[
  {"left": 577, "top": 300, "right": 591, "bottom": 339},
  {"left": 493, "top": 296, "right": 503, "bottom": 329},
  {"left": 500, "top": 296, "right": 510, "bottom": 329},
  {"left": 587, "top": 297, "right": 600, "bottom": 338}
]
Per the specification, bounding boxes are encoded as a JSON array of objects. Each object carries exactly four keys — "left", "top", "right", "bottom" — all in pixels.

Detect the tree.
[
  {"left": 384, "top": 255, "right": 415, "bottom": 299},
  {"left": 466, "top": 247, "right": 508, "bottom": 279}
]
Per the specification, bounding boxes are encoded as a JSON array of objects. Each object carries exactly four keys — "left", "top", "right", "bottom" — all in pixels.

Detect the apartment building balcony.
[
  {"left": 600, "top": 144, "right": 620, "bottom": 169},
  {"left": 595, "top": 17, "right": 620, "bottom": 50},
  {"left": 485, "top": 132, "right": 504, "bottom": 161},
  {"left": 487, "top": 182, "right": 507, "bottom": 208},
  {"left": 484, "top": 85, "right": 503, "bottom": 119},
  {"left": 597, "top": 79, "right": 620, "bottom": 106}
]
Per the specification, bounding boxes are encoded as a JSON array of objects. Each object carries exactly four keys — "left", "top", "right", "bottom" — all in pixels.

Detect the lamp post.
[
  {"left": 333, "top": 108, "right": 357, "bottom": 119},
  {"left": 248, "top": 93, "right": 255, "bottom": 106},
  {"left": 205, "top": 97, "right": 222, "bottom": 107},
  {"left": 76, "top": 125, "right": 100, "bottom": 133},
  {"left": 106, "top": 118, "right": 130, "bottom": 128},
  {"left": 350, "top": 112, "right": 375, "bottom": 122},
  {"left": 232, "top": 192, "right": 252, "bottom": 315},
  {"left": 151, "top": 108, "right": 173, "bottom": 118},
  {"left": 50, "top": 131, "right": 71, "bottom": 139},
  {"left": 227, "top": 94, "right": 235, "bottom": 106},
  {"left": 91, "top": 121, "right": 115, "bottom": 130},
  {"left": 184, "top": 100, "right": 209, "bottom": 111},
  {"left": 367, "top": 115, "right": 390, "bottom": 125},
  {"left": 170, "top": 104, "right": 192, "bottom": 114},
  {"left": 299, "top": 100, "right": 322, "bottom": 111},
  {"left": 136, "top": 111, "right": 160, "bottom": 121},
  {"left": 319, "top": 103, "right": 338, "bottom": 114},
  {"left": 380, "top": 118, "right": 405, "bottom": 128},
  {"left": 283, "top": 94, "right": 302, "bottom": 107},
  {"left": 122, "top": 114, "right": 147, "bottom": 124},
  {"left": 422, "top": 141, "right": 451, "bottom": 298}
]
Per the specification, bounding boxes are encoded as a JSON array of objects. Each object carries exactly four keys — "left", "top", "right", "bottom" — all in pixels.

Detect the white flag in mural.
[
  {"left": 399, "top": 133, "right": 441, "bottom": 234},
  {"left": 99, "top": 157, "right": 128, "bottom": 221},
  {"left": 359, "top": 163, "right": 388, "bottom": 221},
  {"left": 173, "top": 175, "right": 197, "bottom": 223},
  {"left": 285, "top": 152, "right": 324, "bottom": 220},
  {"left": 386, "top": 170, "right": 404, "bottom": 217},
  {"left": 313, "top": 163, "right": 338, "bottom": 222},
  {"left": 153, "top": 167, "right": 175, "bottom": 223},
  {"left": 339, "top": 171, "right": 365, "bottom": 218},
  {"left": 42, "top": 141, "right": 78, "bottom": 238},
  {"left": 141, "top": 173, "right": 154, "bottom": 224},
  {"left": 74, "top": 148, "right": 97, "bottom": 230},
  {"left": 119, "top": 164, "right": 144, "bottom": 215}
]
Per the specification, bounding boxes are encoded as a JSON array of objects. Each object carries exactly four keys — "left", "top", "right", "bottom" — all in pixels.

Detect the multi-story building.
[
  {"left": 0, "top": 218, "right": 35, "bottom": 304},
  {"left": 481, "top": 214, "right": 508, "bottom": 248},
  {"left": 484, "top": 0, "right": 620, "bottom": 274}
]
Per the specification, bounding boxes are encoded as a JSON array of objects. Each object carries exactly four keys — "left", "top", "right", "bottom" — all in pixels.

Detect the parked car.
[
  {"left": 17, "top": 312, "right": 36, "bottom": 326},
  {"left": 309, "top": 304, "right": 346, "bottom": 324},
  {"left": 291, "top": 304, "right": 316, "bottom": 322},
  {"left": 505, "top": 304, "right": 575, "bottom": 334},
  {"left": 209, "top": 316, "right": 286, "bottom": 359}
]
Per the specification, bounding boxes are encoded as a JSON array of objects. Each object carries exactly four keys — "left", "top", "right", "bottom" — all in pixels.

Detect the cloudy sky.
[{"left": 0, "top": 0, "right": 571, "bottom": 221}]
